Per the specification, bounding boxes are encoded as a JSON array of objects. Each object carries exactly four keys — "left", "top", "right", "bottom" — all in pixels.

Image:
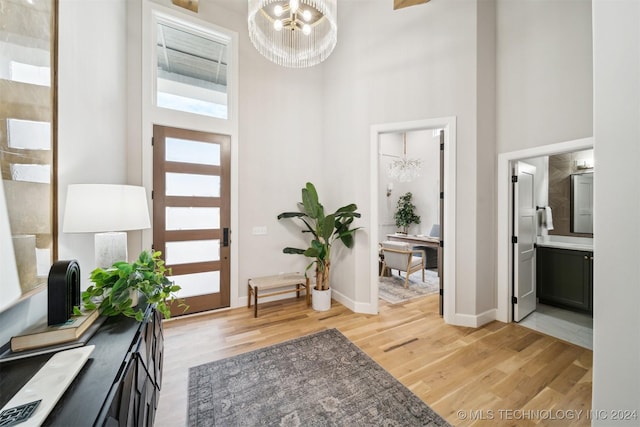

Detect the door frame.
[
  {"left": 139, "top": 2, "right": 240, "bottom": 309},
  {"left": 496, "top": 137, "right": 594, "bottom": 322},
  {"left": 369, "top": 117, "right": 457, "bottom": 324}
]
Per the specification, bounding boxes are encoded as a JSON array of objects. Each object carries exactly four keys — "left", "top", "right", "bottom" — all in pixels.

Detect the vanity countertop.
[{"left": 536, "top": 236, "right": 593, "bottom": 252}]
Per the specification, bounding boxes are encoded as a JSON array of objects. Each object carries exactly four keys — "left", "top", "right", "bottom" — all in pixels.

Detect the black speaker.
[{"left": 47, "top": 260, "right": 81, "bottom": 326}]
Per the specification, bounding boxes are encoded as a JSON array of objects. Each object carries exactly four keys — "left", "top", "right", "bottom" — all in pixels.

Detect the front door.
[
  {"left": 153, "top": 125, "right": 231, "bottom": 316},
  {"left": 512, "top": 161, "right": 537, "bottom": 322}
]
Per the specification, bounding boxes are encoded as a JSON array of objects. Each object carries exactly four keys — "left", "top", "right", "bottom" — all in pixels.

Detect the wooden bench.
[{"left": 247, "top": 273, "right": 310, "bottom": 317}]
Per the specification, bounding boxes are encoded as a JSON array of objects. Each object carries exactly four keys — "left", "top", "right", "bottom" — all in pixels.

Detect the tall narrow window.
[{"left": 155, "top": 19, "right": 229, "bottom": 119}]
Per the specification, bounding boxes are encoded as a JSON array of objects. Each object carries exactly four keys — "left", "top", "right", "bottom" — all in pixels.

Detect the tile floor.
[{"left": 518, "top": 303, "right": 593, "bottom": 350}]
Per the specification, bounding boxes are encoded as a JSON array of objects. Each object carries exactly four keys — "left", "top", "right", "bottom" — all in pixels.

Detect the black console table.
[{"left": 0, "top": 304, "right": 164, "bottom": 426}]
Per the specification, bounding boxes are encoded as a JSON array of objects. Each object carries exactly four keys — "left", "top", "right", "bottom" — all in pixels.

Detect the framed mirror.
[
  {"left": 0, "top": 0, "right": 57, "bottom": 312},
  {"left": 570, "top": 172, "right": 593, "bottom": 234}
]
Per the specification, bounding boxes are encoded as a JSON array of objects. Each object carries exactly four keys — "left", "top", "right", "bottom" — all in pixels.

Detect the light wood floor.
[{"left": 155, "top": 294, "right": 592, "bottom": 426}]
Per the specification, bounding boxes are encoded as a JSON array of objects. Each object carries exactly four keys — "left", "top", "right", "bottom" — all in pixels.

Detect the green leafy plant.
[
  {"left": 394, "top": 192, "right": 420, "bottom": 234},
  {"left": 75, "top": 250, "right": 186, "bottom": 321},
  {"left": 277, "top": 182, "right": 361, "bottom": 291}
]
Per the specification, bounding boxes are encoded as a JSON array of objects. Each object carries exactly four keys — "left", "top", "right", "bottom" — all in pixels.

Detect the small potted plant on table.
[
  {"left": 394, "top": 192, "right": 420, "bottom": 234},
  {"left": 77, "top": 250, "right": 185, "bottom": 321}
]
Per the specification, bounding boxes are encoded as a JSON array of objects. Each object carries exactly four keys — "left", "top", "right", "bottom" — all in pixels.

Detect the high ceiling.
[{"left": 157, "top": 0, "right": 430, "bottom": 89}]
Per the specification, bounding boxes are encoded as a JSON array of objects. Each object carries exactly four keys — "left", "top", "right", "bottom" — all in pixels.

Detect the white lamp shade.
[{"left": 63, "top": 184, "right": 151, "bottom": 233}]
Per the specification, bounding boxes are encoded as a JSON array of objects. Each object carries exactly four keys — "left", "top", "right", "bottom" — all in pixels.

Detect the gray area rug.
[
  {"left": 188, "top": 329, "right": 450, "bottom": 426},
  {"left": 378, "top": 269, "right": 440, "bottom": 304}
]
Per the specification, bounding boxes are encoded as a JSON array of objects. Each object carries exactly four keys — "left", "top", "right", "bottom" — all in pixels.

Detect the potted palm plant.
[
  {"left": 394, "top": 192, "right": 420, "bottom": 234},
  {"left": 277, "top": 182, "right": 361, "bottom": 311},
  {"left": 76, "top": 250, "right": 185, "bottom": 321}
]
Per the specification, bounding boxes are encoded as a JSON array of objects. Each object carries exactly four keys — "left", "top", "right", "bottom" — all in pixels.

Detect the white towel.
[{"left": 545, "top": 206, "right": 554, "bottom": 231}]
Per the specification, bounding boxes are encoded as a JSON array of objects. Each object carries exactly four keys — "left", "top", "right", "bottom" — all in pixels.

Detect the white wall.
[
  {"left": 496, "top": 0, "right": 593, "bottom": 153},
  {"left": 57, "top": 0, "right": 129, "bottom": 275},
  {"left": 591, "top": 0, "right": 640, "bottom": 422},
  {"left": 475, "top": 0, "right": 497, "bottom": 317}
]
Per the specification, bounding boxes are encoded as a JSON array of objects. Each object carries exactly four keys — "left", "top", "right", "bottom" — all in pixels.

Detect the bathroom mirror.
[
  {"left": 570, "top": 172, "right": 593, "bottom": 234},
  {"left": 0, "top": 0, "right": 58, "bottom": 313}
]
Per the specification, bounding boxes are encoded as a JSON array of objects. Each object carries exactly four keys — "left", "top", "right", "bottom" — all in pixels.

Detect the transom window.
[{"left": 155, "top": 19, "right": 230, "bottom": 119}]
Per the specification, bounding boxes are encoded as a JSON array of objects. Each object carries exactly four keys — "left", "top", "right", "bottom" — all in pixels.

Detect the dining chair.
[{"left": 379, "top": 241, "right": 425, "bottom": 288}]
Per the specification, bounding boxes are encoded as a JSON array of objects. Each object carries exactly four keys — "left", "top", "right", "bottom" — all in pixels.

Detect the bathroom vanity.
[{"left": 536, "top": 237, "right": 593, "bottom": 314}]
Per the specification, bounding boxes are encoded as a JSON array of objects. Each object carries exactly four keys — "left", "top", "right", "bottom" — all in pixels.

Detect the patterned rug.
[
  {"left": 378, "top": 269, "right": 440, "bottom": 304},
  {"left": 188, "top": 329, "right": 450, "bottom": 426}
]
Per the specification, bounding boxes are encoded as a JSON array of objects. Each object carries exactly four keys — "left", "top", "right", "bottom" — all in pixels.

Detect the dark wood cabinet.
[
  {"left": 0, "top": 305, "right": 163, "bottom": 427},
  {"left": 536, "top": 246, "right": 593, "bottom": 314},
  {"left": 100, "top": 306, "right": 164, "bottom": 427}
]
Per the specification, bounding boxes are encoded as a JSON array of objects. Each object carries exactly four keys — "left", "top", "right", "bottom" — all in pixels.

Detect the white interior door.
[{"left": 513, "top": 161, "right": 537, "bottom": 322}]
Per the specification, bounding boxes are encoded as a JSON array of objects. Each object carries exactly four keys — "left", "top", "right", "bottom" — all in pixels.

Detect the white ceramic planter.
[
  {"left": 312, "top": 287, "right": 332, "bottom": 311},
  {"left": 130, "top": 289, "right": 139, "bottom": 307}
]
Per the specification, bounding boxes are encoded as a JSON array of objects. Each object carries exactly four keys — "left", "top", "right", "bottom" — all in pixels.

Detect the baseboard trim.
[
  {"left": 449, "top": 308, "right": 497, "bottom": 328},
  {"left": 331, "top": 289, "right": 378, "bottom": 314}
]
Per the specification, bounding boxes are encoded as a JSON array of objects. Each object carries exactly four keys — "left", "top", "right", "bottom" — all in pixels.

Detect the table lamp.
[{"left": 63, "top": 184, "right": 151, "bottom": 268}]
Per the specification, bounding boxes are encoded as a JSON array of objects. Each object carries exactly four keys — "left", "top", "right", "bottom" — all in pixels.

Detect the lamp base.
[{"left": 95, "top": 232, "right": 127, "bottom": 269}]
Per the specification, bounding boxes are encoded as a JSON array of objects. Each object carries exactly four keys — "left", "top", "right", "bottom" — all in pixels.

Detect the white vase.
[
  {"left": 130, "top": 289, "right": 139, "bottom": 307},
  {"left": 312, "top": 287, "right": 332, "bottom": 311}
]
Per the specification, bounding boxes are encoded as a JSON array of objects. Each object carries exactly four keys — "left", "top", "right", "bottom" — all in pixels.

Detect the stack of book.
[{"left": 10, "top": 310, "right": 99, "bottom": 352}]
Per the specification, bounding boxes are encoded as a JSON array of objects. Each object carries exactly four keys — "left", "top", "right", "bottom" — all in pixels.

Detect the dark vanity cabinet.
[
  {"left": 0, "top": 304, "right": 163, "bottom": 427},
  {"left": 536, "top": 246, "right": 593, "bottom": 314}
]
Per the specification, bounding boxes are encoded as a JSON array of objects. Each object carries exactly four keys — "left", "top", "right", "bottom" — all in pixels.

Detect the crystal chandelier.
[
  {"left": 388, "top": 133, "right": 422, "bottom": 182},
  {"left": 248, "top": 0, "right": 337, "bottom": 68}
]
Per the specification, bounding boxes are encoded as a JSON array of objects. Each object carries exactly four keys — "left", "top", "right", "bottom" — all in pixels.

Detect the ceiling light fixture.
[
  {"left": 388, "top": 133, "right": 422, "bottom": 183},
  {"left": 248, "top": 0, "right": 337, "bottom": 68}
]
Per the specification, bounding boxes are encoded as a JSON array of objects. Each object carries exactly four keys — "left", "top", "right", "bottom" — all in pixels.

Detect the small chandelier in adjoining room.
[
  {"left": 248, "top": 0, "right": 337, "bottom": 68},
  {"left": 388, "top": 133, "right": 422, "bottom": 183}
]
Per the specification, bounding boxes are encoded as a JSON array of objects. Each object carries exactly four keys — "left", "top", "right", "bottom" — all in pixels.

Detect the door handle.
[{"left": 223, "top": 228, "right": 229, "bottom": 247}]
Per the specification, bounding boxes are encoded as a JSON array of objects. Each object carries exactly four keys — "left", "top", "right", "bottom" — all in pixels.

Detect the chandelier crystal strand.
[
  {"left": 389, "top": 158, "right": 423, "bottom": 182},
  {"left": 248, "top": 0, "right": 337, "bottom": 68},
  {"left": 388, "top": 133, "right": 423, "bottom": 182}
]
